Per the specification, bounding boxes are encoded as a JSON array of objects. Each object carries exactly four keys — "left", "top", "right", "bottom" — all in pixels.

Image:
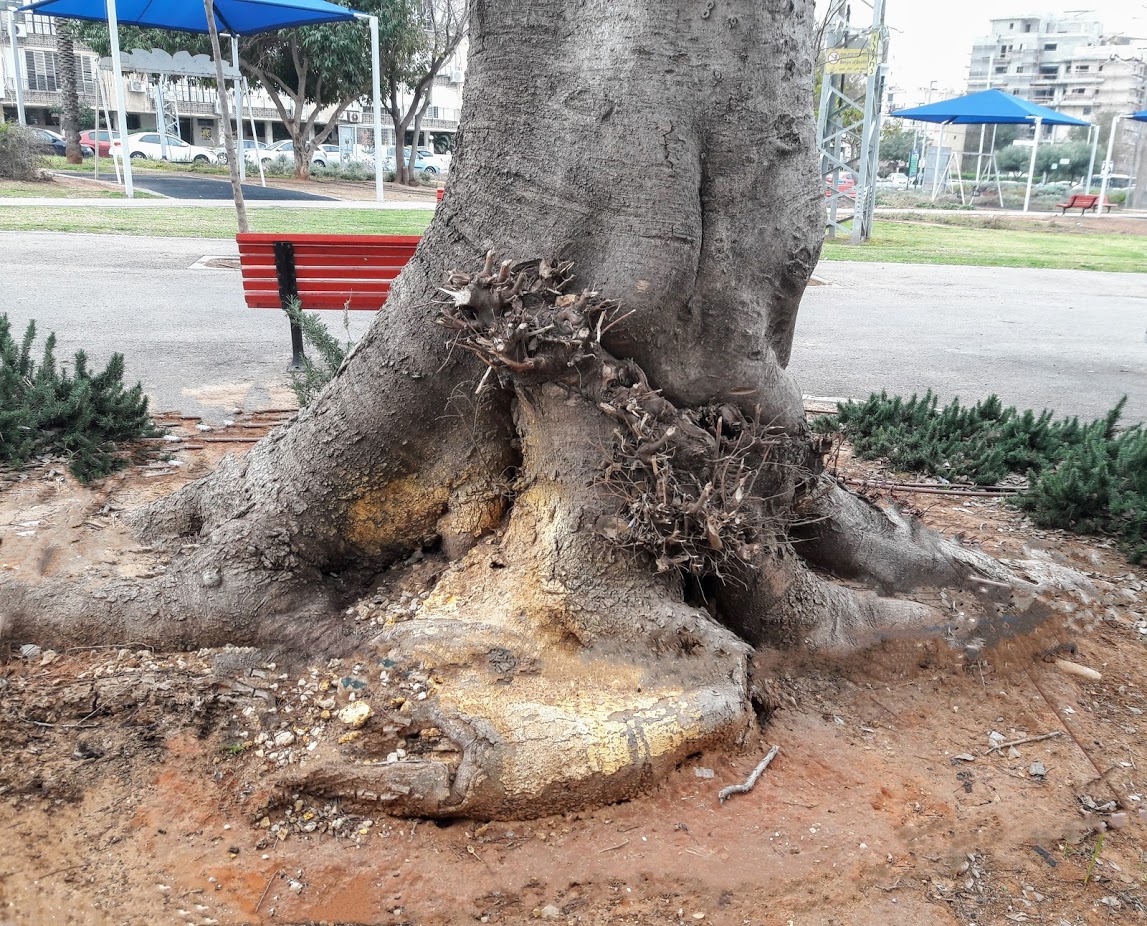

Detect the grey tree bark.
[{"left": 1, "top": 0, "right": 1021, "bottom": 819}]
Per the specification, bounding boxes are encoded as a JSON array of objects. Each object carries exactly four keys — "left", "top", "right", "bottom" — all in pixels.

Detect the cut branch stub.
[{"left": 436, "top": 252, "right": 823, "bottom": 582}]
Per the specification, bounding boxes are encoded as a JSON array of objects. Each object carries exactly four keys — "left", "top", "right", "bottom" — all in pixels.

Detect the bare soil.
[{"left": 1, "top": 415, "right": 1145, "bottom": 926}]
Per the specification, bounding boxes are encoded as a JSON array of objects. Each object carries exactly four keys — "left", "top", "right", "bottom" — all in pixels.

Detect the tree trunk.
[
  {"left": 56, "top": 25, "right": 82, "bottom": 165},
  {"left": 1, "top": 0, "right": 1032, "bottom": 819},
  {"left": 292, "top": 134, "right": 311, "bottom": 180}
]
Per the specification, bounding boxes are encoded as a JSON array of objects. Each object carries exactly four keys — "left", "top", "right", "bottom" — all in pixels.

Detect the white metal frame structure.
[{"left": 815, "top": 0, "right": 888, "bottom": 243}]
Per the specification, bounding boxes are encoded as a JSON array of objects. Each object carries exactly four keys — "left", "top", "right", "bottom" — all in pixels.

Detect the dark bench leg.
[{"left": 273, "top": 241, "right": 305, "bottom": 370}]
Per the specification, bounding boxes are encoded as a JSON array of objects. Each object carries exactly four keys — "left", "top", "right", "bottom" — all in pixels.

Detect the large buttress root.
[{"left": 286, "top": 384, "right": 753, "bottom": 818}]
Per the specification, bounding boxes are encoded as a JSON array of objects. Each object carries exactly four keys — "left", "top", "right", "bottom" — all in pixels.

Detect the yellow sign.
[{"left": 825, "top": 39, "right": 877, "bottom": 75}]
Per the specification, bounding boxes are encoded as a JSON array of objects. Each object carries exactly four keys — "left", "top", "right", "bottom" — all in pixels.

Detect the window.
[
  {"left": 1024, "top": 23, "right": 1032, "bottom": 32},
  {"left": 1073, "top": 87, "right": 1086, "bottom": 93},
  {"left": 79, "top": 56, "right": 97, "bottom": 94},
  {"left": 1044, "top": 43, "right": 1057, "bottom": 50},
  {"left": 21, "top": 14, "right": 56, "bottom": 36},
  {"left": 994, "top": 65, "right": 1007, "bottom": 74},
  {"left": 1000, "top": 45, "right": 1008, "bottom": 55},
  {"left": 23, "top": 49, "right": 58, "bottom": 92},
  {"left": 1016, "top": 67, "right": 1024, "bottom": 74},
  {"left": 1082, "top": 106, "right": 1092, "bottom": 115},
  {"left": 139, "top": 134, "right": 159, "bottom": 143},
  {"left": 1076, "top": 64, "right": 1089, "bottom": 72},
  {"left": 1009, "top": 22, "right": 1014, "bottom": 30}
]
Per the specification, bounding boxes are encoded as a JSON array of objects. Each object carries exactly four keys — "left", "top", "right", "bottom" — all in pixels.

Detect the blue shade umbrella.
[
  {"left": 891, "top": 88, "right": 1090, "bottom": 127},
  {"left": 16, "top": 0, "right": 383, "bottom": 202},
  {"left": 1132, "top": 111, "right": 1147, "bottom": 123},
  {"left": 891, "top": 89, "right": 1091, "bottom": 212},
  {"left": 19, "top": 0, "right": 356, "bottom": 33}
]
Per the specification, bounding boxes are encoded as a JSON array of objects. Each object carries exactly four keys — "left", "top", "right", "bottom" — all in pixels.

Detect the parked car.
[
  {"left": 29, "top": 128, "right": 94, "bottom": 158},
  {"left": 878, "top": 172, "right": 910, "bottom": 190},
  {"left": 212, "top": 139, "right": 272, "bottom": 165},
  {"left": 112, "top": 132, "right": 218, "bottom": 163},
  {"left": 824, "top": 174, "right": 857, "bottom": 197},
  {"left": 265, "top": 139, "right": 340, "bottom": 167},
  {"left": 78, "top": 129, "right": 121, "bottom": 157},
  {"left": 384, "top": 146, "right": 442, "bottom": 174}
]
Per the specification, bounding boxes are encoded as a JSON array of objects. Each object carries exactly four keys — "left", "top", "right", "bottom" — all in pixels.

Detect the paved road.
[
  {"left": 1, "top": 232, "right": 1144, "bottom": 423},
  {"left": 792, "top": 262, "right": 1147, "bottom": 423},
  {"left": 130, "top": 172, "right": 334, "bottom": 201}
]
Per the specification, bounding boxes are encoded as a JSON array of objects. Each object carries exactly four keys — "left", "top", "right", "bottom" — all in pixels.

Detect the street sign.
[
  {"left": 825, "top": 40, "right": 875, "bottom": 75},
  {"left": 908, "top": 149, "right": 920, "bottom": 179}
]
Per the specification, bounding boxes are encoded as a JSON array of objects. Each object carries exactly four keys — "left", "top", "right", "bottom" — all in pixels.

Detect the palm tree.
[{"left": 56, "top": 19, "right": 82, "bottom": 164}]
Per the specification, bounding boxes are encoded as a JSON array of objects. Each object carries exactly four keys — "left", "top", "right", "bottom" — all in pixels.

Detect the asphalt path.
[
  {"left": 1, "top": 232, "right": 1144, "bottom": 424},
  {"left": 130, "top": 172, "right": 334, "bottom": 201},
  {"left": 791, "top": 262, "right": 1147, "bottom": 423}
]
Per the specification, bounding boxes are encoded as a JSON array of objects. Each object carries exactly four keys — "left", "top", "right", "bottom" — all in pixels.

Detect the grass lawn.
[
  {"left": 821, "top": 220, "right": 1147, "bottom": 273},
  {"left": 0, "top": 180, "right": 157, "bottom": 199},
  {"left": 0, "top": 207, "right": 1143, "bottom": 273},
  {"left": 0, "top": 206, "right": 433, "bottom": 238}
]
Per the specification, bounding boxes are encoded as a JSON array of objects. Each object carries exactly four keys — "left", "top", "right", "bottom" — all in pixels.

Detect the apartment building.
[
  {"left": 967, "top": 13, "right": 1147, "bottom": 140},
  {"left": 1, "top": 10, "right": 465, "bottom": 153}
]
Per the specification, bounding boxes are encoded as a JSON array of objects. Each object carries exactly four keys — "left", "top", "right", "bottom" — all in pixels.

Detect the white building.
[{"left": 967, "top": 13, "right": 1147, "bottom": 140}]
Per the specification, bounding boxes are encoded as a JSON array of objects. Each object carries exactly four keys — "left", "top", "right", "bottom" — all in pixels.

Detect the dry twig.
[{"left": 719, "top": 745, "right": 780, "bottom": 804}]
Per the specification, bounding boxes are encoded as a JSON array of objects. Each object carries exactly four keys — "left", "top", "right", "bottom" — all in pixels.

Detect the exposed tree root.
[{"left": 0, "top": 249, "right": 1073, "bottom": 820}]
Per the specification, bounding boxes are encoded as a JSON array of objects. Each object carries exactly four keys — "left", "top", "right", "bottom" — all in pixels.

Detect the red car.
[{"left": 78, "top": 129, "right": 121, "bottom": 157}]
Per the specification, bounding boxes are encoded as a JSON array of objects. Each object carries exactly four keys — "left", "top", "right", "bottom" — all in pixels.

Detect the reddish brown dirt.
[{"left": 1, "top": 422, "right": 1145, "bottom": 926}]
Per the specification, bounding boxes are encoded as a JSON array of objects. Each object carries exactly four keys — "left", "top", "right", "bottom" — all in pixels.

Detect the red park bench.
[
  {"left": 1055, "top": 193, "right": 1101, "bottom": 215},
  {"left": 237, "top": 232, "right": 422, "bottom": 366}
]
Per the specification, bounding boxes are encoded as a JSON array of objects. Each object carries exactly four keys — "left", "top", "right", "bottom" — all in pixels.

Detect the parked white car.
[
  {"left": 112, "top": 132, "right": 218, "bottom": 164},
  {"left": 265, "top": 140, "right": 348, "bottom": 167},
  {"left": 877, "top": 172, "right": 910, "bottom": 190}
]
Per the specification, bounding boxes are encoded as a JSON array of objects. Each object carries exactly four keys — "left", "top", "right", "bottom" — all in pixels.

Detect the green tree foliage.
[
  {"left": 990, "top": 141, "right": 1095, "bottom": 182},
  {"left": 995, "top": 143, "right": 1031, "bottom": 174},
  {"left": 817, "top": 391, "right": 1145, "bottom": 563},
  {"left": 384, "top": 0, "right": 468, "bottom": 185},
  {"left": 0, "top": 314, "right": 159, "bottom": 483},
  {"left": 879, "top": 123, "right": 914, "bottom": 169}
]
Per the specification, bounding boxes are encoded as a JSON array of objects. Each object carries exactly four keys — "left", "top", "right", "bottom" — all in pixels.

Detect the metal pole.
[
  {"left": 1084, "top": 123, "right": 1098, "bottom": 194},
  {"left": 106, "top": 0, "right": 133, "bottom": 197},
  {"left": 204, "top": 0, "right": 247, "bottom": 232},
  {"left": 154, "top": 81, "right": 168, "bottom": 158},
  {"left": 230, "top": 35, "right": 244, "bottom": 183},
  {"left": 245, "top": 79, "right": 265, "bottom": 187},
  {"left": 93, "top": 64, "right": 100, "bottom": 179},
  {"left": 931, "top": 123, "right": 946, "bottom": 201},
  {"left": 8, "top": 10, "right": 26, "bottom": 125},
  {"left": 850, "top": 0, "right": 887, "bottom": 244},
  {"left": 1098, "top": 115, "right": 1119, "bottom": 215},
  {"left": 368, "top": 15, "right": 384, "bottom": 202},
  {"left": 1023, "top": 116, "right": 1042, "bottom": 213}
]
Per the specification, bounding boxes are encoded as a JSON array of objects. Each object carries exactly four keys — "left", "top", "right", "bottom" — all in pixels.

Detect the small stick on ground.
[
  {"left": 598, "top": 839, "right": 629, "bottom": 853},
  {"left": 719, "top": 745, "right": 780, "bottom": 804},
  {"left": 254, "top": 867, "right": 281, "bottom": 914},
  {"left": 984, "top": 731, "right": 1064, "bottom": 754}
]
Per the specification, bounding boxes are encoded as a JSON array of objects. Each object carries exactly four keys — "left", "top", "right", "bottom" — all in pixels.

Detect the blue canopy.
[
  {"left": 1132, "top": 110, "right": 1147, "bottom": 123},
  {"left": 17, "top": 0, "right": 360, "bottom": 35},
  {"left": 891, "top": 88, "right": 1090, "bottom": 127}
]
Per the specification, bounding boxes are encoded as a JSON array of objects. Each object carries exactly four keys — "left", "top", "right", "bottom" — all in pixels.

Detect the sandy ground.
[{"left": 1, "top": 416, "right": 1146, "bottom": 926}]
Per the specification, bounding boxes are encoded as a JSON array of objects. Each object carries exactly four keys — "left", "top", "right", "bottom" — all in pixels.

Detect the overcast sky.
[{"left": 869, "top": 2, "right": 1147, "bottom": 94}]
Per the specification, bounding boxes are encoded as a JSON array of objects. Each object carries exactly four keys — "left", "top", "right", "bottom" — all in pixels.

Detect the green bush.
[
  {"left": 0, "top": 313, "right": 159, "bottom": 482},
  {"left": 282, "top": 300, "right": 353, "bottom": 407},
  {"left": 0, "top": 123, "right": 45, "bottom": 181},
  {"left": 820, "top": 391, "right": 1145, "bottom": 563}
]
